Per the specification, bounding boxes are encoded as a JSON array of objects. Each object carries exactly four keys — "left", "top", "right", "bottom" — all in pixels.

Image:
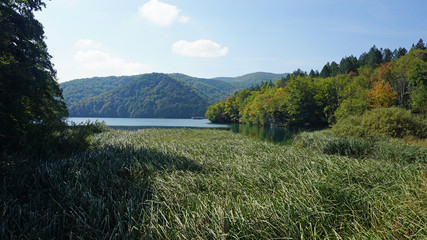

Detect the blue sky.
[{"left": 35, "top": 0, "right": 427, "bottom": 82}]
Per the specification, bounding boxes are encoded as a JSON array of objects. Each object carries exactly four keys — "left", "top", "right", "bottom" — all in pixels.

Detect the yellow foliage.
[{"left": 367, "top": 79, "right": 397, "bottom": 108}]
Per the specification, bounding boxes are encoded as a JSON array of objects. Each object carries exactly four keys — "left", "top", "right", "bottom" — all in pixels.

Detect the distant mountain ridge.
[{"left": 61, "top": 72, "right": 288, "bottom": 118}]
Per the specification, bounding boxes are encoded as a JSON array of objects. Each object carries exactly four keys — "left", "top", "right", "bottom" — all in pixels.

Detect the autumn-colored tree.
[
  {"left": 377, "top": 62, "right": 393, "bottom": 81},
  {"left": 367, "top": 79, "right": 397, "bottom": 108}
]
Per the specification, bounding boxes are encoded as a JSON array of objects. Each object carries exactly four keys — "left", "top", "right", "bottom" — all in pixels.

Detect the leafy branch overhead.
[{"left": 0, "top": 0, "right": 68, "bottom": 151}]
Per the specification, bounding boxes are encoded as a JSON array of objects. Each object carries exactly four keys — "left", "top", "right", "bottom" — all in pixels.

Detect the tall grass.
[
  {"left": 295, "top": 130, "right": 427, "bottom": 163},
  {"left": 2, "top": 129, "right": 426, "bottom": 239}
]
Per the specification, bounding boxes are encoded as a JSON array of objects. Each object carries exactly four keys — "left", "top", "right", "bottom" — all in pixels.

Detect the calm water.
[
  {"left": 67, "top": 117, "right": 231, "bottom": 129},
  {"left": 67, "top": 117, "right": 297, "bottom": 144}
]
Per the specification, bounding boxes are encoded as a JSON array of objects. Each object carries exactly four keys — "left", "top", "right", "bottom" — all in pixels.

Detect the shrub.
[
  {"left": 330, "top": 115, "right": 372, "bottom": 137},
  {"left": 20, "top": 120, "right": 107, "bottom": 160},
  {"left": 295, "top": 130, "right": 427, "bottom": 163},
  {"left": 294, "top": 131, "right": 375, "bottom": 158},
  {"left": 332, "top": 107, "right": 427, "bottom": 138},
  {"left": 361, "top": 107, "right": 426, "bottom": 138}
]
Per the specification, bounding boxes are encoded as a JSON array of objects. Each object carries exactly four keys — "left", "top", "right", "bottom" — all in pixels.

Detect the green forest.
[
  {"left": 61, "top": 72, "right": 287, "bottom": 118},
  {"left": 65, "top": 73, "right": 209, "bottom": 118},
  {"left": 206, "top": 42, "right": 427, "bottom": 139}
]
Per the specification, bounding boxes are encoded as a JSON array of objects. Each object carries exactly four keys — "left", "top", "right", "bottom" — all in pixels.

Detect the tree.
[
  {"left": 205, "top": 101, "right": 228, "bottom": 123},
  {"left": 412, "top": 38, "right": 425, "bottom": 50},
  {"left": 320, "top": 62, "right": 331, "bottom": 78},
  {"left": 0, "top": 0, "right": 68, "bottom": 150},
  {"left": 359, "top": 45, "right": 383, "bottom": 68},
  {"left": 274, "top": 78, "right": 287, "bottom": 88},
  {"left": 309, "top": 69, "right": 319, "bottom": 78},
  {"left": 394, "top": 47, "right": 407, "bottom": 59},
  {"left": 290, "top": 68, "right": 307, "bottom": 78},
  {"left": 339, "top": 56, "right": 359, "bottom": 74},
  {"left": 283, "top": 76, "right": 326, "bottom": 127},
  {"left": 382, "top": 48, "right": 393, "bottom": 63},
  {"left": 330, "top": 61, "right": 340, "bottom": 77},
  {"left": 367, "top": 79, "right": 397, "bottom": 108}
]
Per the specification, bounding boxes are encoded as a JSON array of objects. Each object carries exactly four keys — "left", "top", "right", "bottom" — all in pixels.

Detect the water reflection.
[
  {"left": 230, "top": 124, "right": 298, "bottom": 145},
  {"left": 68, "top": 117, "right": 300, "bottom": 145}
]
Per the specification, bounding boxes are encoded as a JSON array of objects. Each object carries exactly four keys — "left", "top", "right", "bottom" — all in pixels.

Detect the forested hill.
[
  {"left": 213, "top": 72, "right": 289, "bottom": 87},
  {"left": 61, "top": 72, "right": 288, "bottom": 118},
  {"left": 65, "top": 73, "right": 208, "bottom": 118}
]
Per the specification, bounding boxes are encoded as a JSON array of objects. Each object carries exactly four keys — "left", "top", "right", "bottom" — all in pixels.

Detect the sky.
[{"left": 35, "top": 0, "right": 427, "bottom": 83}]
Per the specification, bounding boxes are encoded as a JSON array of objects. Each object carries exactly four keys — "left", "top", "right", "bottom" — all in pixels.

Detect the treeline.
[
  {"left": 206, "top": 40, "right": 427, "bottom": 128},
  {"left": 61, "top": 72, "right": 288, "bottom": 118}
]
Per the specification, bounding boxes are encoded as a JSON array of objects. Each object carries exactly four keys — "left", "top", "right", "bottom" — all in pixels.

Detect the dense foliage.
[
  {"left": 0, "top": 0, "right": 68, "bottom": 151},
  {"left": 68, "top": 73, "right": 209, "bottom": 118},
  {"left": 60, "top": 72, "right": 288, "bottom": 118},
  {"left": 61, "top": 75, "right": 138, "bottom": 109},
  {"left": 331, "top": 107, "right": 427, "bottom": 139},
  {"left": 2, "top": 129, "right": 425, "bottom": 239},
  {"left": 206, "top": 43, "right": 427, "bottom": 131}
]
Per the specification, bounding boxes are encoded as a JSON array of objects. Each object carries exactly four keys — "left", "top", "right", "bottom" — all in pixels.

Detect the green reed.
[{"left": 1, "top": 129, "right": 426, "bottom": 239}]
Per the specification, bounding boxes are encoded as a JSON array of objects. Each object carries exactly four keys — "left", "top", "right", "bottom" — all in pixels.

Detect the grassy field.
[{"left": 2, "top": 128, "right": 426, "bottom": 239}]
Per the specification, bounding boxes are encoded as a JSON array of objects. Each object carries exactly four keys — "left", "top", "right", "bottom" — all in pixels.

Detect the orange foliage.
[{"left": 367, "top": 79, "right": 397, "bottom": 108}]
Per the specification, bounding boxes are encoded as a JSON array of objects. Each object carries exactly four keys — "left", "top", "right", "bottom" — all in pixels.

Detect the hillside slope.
[
  {"left": 61, "top": 75, "right": 139, "bottom": 109},
  {"left": 61, "top": 72, "right": 288, "bottom": 118},
  {"left": 214, "top": 72, "right": 288, "bottom": 87},
  {"left": 168, "top": 73, "right": 235, "bottom": 104},
  {"left": 68, "top": 73, "right": 209, "bottom": 118}
]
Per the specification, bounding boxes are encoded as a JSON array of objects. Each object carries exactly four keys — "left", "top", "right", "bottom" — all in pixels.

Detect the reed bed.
[{"left": 2, "top": 129, "right": 426, "bottom": 239}]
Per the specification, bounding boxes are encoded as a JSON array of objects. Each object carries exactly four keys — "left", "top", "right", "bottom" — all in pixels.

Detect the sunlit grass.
[{"left": 2, "top": 129, "right": 426, "bottom": 239}]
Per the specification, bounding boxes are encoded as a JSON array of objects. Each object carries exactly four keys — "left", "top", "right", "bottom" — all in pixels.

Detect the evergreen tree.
[
  {"left": 291, "top": 68, "right": 307, "bottom": 78},
  {"left": 382, "top": 48, "right": 394, "bottom": 63},
  {"left": 412, "top": 38, "right": 426, "bottom": 50},
  {"left": 330, "top": 61, "right": 340, "bottom": 76},
  {"left": 309, "top": 69, "right": 319, "bottom": 78},
  {"left": 320, "top": 62, "right": 331, "bottom": 78},
  {"left": 394, "top": 47, "right": 408, "bottom": 59},
  {"left": 359, "top": 45, "right": 383, "bottom": 68},
  {"left": 339, "top": 56, "right": 359, "bottom": 74}
]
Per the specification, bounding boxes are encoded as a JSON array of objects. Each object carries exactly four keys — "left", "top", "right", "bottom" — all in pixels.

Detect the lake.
[
  {"left": 67, "top": 117, "right": 298, "bottom": 144},
  {"left": 67, "top": 117, "right": 231, "bottom": 129}
]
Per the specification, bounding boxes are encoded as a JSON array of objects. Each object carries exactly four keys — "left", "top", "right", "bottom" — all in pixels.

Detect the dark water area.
[{"left": 67, "top": 117, "right": 298, "bottom": 145}]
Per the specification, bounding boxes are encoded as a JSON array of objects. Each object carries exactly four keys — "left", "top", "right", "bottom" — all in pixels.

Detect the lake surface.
[
  {"left": 67, "top": 117, "right": 232, "bottom": 129},
  {"left": 67, "top": 117, "right": 297, "bottom": 144}
]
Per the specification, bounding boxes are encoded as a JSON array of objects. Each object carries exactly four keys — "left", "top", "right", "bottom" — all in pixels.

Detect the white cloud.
[
  {"left": 74, "top": 39, "right": 152, "bottom": 76},
  {"left": 172, "top": 39, "right": 229, "bottom": 58},
  {"left": 138, "top": 0, "right": 189, "bottom": 27},
  {"left": 74, "top": 39, "right": 105, "bottom": 50},
  {"left": 179, "top": 15, "right": 190, "bottom": 23}
]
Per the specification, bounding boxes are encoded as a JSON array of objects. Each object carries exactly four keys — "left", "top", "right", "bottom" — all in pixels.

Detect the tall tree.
[
  {"left": 394, "top": 47, "right": 408, "bottom": 59},
  {"left": 339, "top": 56, "right": 359, "bottom": 74},
  {"left": 359, "top": 45, "right": 383, "bottom": 68},
  {"left": 382, "top": 48, "right": 393, "bottom": 63},
  {"left": 309, "top": 69, "right": 319, "bottom": 78},
  {"left": 0, "top": 0, "right": 68, "bottom": 150},
  {"left": 320, "top": 62, "right": 331, "bottom": 78},
  {"left": 367, "top": 79, "right": 397, "bottom": 109},
  {"left": 330, "top": 61, "right": 340, "bottom": 76},
  {"left": 412, "top": 38, "right": 426, "bottom": 50}
]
